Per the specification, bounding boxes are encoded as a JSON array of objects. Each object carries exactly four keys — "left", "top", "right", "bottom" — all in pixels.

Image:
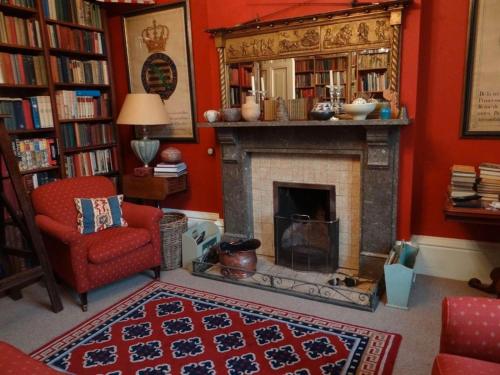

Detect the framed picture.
[
  {"left": 462, "top": 0, "right": 500, "bottom": 137},
  {"left": 123, "top": 1, "right": 197, "bottom": 141}
]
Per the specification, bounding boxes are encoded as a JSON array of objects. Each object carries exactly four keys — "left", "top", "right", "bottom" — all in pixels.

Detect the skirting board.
[{"left": 411, "top": 235, "right": 500, "bottom": 281}]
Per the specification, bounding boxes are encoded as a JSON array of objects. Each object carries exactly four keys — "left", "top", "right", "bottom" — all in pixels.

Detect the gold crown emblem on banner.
[{"left": 142, "top": 20, "right": 169, "bottom": 53}]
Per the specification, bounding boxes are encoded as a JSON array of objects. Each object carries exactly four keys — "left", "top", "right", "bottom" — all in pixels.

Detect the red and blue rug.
[{"left": 31, "top": 281, "right": 401, "bottom": 374}]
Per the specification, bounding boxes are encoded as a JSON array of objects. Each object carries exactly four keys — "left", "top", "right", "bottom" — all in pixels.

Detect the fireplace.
[{"left": 273, "top": 182, "right": 339, "bottom": 273}]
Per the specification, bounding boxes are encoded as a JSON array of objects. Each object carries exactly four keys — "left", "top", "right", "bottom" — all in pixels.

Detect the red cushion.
[
  {"left": 0, "top": 342, "right": 58, "bottom": 374},
  {"left": 433, "top": 353, "right": 500, "bottom": 375},
  {"left": 87, "top": 227, "right": 151, "bottom": 264}
]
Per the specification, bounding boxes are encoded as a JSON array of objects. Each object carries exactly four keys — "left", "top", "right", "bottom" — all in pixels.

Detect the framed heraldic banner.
[
  {"left": 462, "top": 0, "right": 500, "bottom": 137},
  {"left": 123, "top": 2, "right": 197, "bottom": 141}
]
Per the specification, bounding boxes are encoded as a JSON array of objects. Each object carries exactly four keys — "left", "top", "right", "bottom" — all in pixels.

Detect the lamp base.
[
  {"left": 131, "top": 139, "right": 160, "bottom": 168},
  {"left": 134, "top": 167, "right": 154, "bottom": 177}
]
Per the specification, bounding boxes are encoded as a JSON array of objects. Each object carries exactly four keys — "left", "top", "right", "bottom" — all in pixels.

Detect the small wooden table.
[
  {"left": 122, "top": 174, "right": 187, "bottom": 205},
  {"left": 444, "top": 200, "right": 500, "bottom": 297}
]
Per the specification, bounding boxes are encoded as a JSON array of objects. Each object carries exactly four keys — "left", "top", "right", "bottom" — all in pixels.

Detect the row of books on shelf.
[
  {"left": 47, "top": 24, "right": 105, "bottom": 54},
  {"left": 295, "top": 59, "right": 314, "bottom": 72},
  {"left": 229, "top": 66, "right": 252, "bottom": 87},
  {"left": 315, "top": 57, "right": 347, "bottom": 71},
  {"left": 0, "top": 12, "right": 41, "bottom": 48},
  {"left": 315, "top": 86, "right": 344, "bottom": 99},
  {"left": 229, "top": 86, "right": 243, "bottom": 106},
  {"left": 295, "top": 88, "right": 315, "bottom": 98},
  {"left": 263, "top": 97, "right": 314, "bottom": 121},
  {"left": 295, "top": 73, "right": 312, "bottom": 87},
  {"left": 0, "top": 96, "right": 53, "bottom": 130},
  {"left": 41, "top": 0, "right": 102, "bottom": 29},
  {"left": 449, "top": 163, "right": 500, "bottom": 207},
  {"left": 154, "top": 161, "right": 187, "bottom": 177},
  {"left": 357, "top": 52, "right": 388, "bottom": 70},
  {"left": 0, "top": 52, "right": 47, "bottom": 85},
  {"left": 314, "top": 72, "right": 346, "bottom": 85},
  {"left": 64, "top": 147, "right": 116, "bottom": 177},
  {"left": 359, "top": 71, "right": 388, "bottom": 92},
  {"left": 55, "top": 90, "right": 110, "bottom": 120},
  {"left": 0, "top": 0, "right": 35, "bottom": 8},
  {"left": 24, "top": 170, "right": 57, "bottom": 191},
  {"left": 11, "top": 137, "right": 57, "bottom": 172},
  {"left": 61, "top": 122, "right": 115, "bottom": 149},
  {"left": 49, "top": 56, "right": 109, "bottom": 85}
]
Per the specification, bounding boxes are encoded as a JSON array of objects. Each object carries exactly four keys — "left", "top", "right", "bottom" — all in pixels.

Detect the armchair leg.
[
  {"left": 152, "top": 266, "right": 161, "bottom": 280},
  {"left": 79, "top": 292, "right": 88, "bottom": 312}
]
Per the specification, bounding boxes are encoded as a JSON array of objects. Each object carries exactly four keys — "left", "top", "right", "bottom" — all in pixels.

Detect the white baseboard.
[
  {"left": 411, "top": 235, "right": 500, "bottom": 281},
  {"left": 163, "top": 208, "right": 224, "bottom": 232}
]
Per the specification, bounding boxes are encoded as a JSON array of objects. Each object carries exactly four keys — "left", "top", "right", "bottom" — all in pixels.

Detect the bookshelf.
[
  {"left": 228, "top": 62, "right": 253, "bottom": 107},
  {"left": 294, "top": 54, "right": 349, "bottom": 102},
  {"left": 355, "top": 49, "right": 390, "bottom": 100},
  {"left": 0, "top": 0, "right": 120, "bottom": 192},
  {"left": 293, "top": 50, "right": 391, "bottom": 103}
]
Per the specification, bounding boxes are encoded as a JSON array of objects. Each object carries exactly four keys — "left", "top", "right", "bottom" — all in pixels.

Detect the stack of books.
[
  {"left": 449, "top": 165, "right": 480, "bottom": 207},
  {"left": 154, "top": 162, "right": 187, "bottom": 177},
  {"left": 449, "top": 165, "right": 477, "bottom": 198},
  {"left": 477, "top": 162, "right": 500, "bottom": 205}
]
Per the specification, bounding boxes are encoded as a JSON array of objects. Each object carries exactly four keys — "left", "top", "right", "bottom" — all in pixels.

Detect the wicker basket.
[{"left": 160, "top": 212, "right": 188, "bottom": 270}]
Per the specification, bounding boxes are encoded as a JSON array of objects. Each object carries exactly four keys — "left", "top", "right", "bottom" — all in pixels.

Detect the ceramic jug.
[{"left": 241, "top": 95, "right": 260, "bottom": 122}]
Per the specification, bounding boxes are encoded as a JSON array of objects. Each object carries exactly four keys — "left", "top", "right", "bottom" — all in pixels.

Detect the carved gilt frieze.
[{"left": 321, "top": 17, "right": 390, "bottom": 50}]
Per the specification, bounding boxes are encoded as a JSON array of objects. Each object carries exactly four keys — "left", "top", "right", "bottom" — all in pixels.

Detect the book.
[{"left": 153, "top": 169, "right": 188, "bottom": 178}]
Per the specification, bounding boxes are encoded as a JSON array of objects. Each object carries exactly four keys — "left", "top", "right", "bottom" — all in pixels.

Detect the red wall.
[
  {"left": 108, "top": 0, "right": 500, "bottom": 242},
  {"left": 411, "top": 0, "right": 499, "bottom": 241}
]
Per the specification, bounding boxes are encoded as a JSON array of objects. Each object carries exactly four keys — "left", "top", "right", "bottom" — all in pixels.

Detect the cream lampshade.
[{"left": 116, "top": 93, "right": 170, "bottom": 168}]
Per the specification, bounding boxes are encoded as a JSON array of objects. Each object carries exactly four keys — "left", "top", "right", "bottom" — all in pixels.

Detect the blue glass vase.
[{"left": 380, "top": 104, "right": 391, "bottom": 120}]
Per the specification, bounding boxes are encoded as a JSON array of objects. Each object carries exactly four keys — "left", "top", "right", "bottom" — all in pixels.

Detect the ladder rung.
[{"left": 0, "top": 266, "right": 43, "bottom": 293}]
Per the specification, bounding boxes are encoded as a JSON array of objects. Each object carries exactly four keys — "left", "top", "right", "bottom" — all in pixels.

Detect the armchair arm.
[
  {"left": 35, "top": 214, "right": 82, "bottom": 245},
  {"left": 440, "top": 296, "right": 500, "bottom": 363},
  {"left": 122, "top": 202, "right": 163, "bottom": 230}
]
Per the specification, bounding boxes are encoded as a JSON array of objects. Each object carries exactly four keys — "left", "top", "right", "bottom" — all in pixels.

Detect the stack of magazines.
[
  {"left": 449, "top": 165, "right": 480, "bottom": 207},
  {"left": 153, "top": 162, "right": 187, "bottom": 177}
]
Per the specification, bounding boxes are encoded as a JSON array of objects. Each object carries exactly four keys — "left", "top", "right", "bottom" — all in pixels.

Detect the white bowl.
[{"left": 342, "top": 103, "right": 376, "bottom": 120}]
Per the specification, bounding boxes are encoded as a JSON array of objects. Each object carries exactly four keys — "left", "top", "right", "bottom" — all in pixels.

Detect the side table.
[
  {"left": 122, "top": 173, "right": 188, "bottom": 206},
  {"left": 444, "top": 200, "right": 500, "bottom": 297}
]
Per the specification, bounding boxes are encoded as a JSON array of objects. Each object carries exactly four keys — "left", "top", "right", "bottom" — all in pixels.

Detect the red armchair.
[
  {"left": 31, "top": 176, "right": 163, "bottom": 311},
  {"left": 432, "top": 296, "right": 500, "bottom": 375}
]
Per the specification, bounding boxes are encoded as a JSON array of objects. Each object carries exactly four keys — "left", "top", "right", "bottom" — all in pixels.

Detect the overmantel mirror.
[{"left": 208, "top": 0, "right": 409, "bottom": 118}]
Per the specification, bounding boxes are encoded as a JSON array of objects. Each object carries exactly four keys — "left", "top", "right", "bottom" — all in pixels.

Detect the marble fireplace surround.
[{"left": 200, "top": 119, "right": 410, "bottom": 258}]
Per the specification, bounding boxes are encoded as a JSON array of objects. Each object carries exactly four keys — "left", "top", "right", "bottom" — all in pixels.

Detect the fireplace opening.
[{"left": 273, "top": 182, "right": 339, "bottom": 273}]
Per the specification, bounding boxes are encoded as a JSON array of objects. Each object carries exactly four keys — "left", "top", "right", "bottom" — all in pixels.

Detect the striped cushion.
[{"left": 74, "top": 195, "right": 127, "bottom": 234}]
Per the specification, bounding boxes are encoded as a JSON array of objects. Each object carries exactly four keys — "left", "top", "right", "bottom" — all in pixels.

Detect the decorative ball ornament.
[{"left": 160, "top": 147, "right": 182, "bottom": 163}]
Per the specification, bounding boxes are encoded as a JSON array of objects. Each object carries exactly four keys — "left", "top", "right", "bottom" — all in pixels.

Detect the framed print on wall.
[
  {"left": 123, "top": 1, "right": 197, "bottom": 141},
  {"left": 462, "top": 0, "right": 500, "bottom": 137}
]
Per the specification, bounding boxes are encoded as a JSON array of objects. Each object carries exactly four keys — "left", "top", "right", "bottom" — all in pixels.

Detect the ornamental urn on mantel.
[{"left": 241, "top": 95, "right": 260, "bottom": 122}]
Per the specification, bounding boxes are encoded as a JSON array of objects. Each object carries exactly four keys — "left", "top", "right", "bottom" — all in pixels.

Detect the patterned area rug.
[{"left": 31, "top": 281, "right": 401, "bottom": 374}]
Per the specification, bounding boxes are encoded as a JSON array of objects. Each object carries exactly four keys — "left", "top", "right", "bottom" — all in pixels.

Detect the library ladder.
[{"left": 0, "top": 118, "right": 62, "bottom": 312}]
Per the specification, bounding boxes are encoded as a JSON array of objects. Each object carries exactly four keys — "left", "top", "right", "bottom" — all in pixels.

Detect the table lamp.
[{"left": 117, "top": 93, "right": 170, "bottom": 175}]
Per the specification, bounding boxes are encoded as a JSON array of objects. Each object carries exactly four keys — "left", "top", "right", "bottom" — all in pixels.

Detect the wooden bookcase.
[
  {"left": 294, "top": 50, "right": 390, "bottom": 103},
  {"left": 294, "top": 54, "right": 349, "bottom": 102},
  {"left": 355, "top": 49, "right": 390, "bottom": 100},
  {"left": 0, "top": 0, "right": 120, "bottom": 192},
  {"left": 228, "top": 62, "right": 253, "bottom": 107}
]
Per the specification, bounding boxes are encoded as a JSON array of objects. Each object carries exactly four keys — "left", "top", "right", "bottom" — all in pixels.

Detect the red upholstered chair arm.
[
  {"left": 122, "top": 202, "right": 163, "bottom": 230},
  {"left": 35, "top": 214, "right": 82, "bottom": 244},
  {"left": 440, "top": 296, "right": 500, "bottom": 363}
]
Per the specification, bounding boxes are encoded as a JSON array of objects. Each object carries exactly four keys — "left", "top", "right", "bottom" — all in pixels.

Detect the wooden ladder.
[{"left": 0, "top": 118, "right": 63, "bottom": 312}]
